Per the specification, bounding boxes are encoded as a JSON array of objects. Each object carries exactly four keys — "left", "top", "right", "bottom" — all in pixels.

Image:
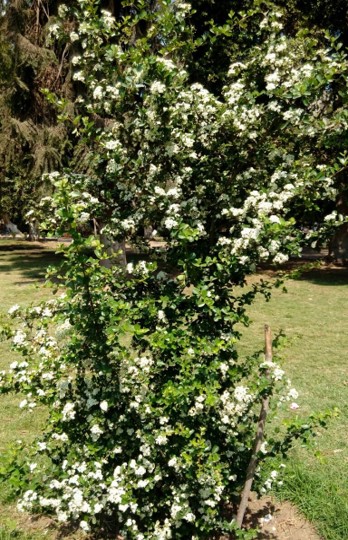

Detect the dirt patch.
[{"left": 243, "top": 493, "right": 322, "bottom": 539}]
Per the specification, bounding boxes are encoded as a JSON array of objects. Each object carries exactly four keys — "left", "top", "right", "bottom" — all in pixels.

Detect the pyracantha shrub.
[{"left": 1, "top": 0, "right": 347, "bottom": 538}]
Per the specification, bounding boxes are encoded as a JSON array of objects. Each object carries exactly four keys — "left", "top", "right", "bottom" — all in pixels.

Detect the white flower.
[
  {"left": 260, "top": 442, "right": 268, "bottom": 454},
  {"left": 70, "top": 31, "right": 79, "bottom": 42},
  {"left": 228, "top": 62, "right": 246, "bottom": 76},
  {"left": 166, "top": 187, "right": 180, "bottom": 198},
  {"left": 73, "top": 71, "right": 85, "bottom": 82},
  {"left": 273, "top": 252, "right": 289, "bottom": 265},
  {"left": 49, "top": 23, "right": 60, "bottom": 37},
  {"left": 62, "top": 402, "right": 76, "bottom": 421},
  {"left": 234, "top": 386, "right": 250, "bottom": 402},
  {"left": 157, "top": 57, "right": 176, "bottom": 71},
  {"left": 324, "top": 211, "right": 337, "bottom": 222},
  {"left": 40, "top": 372, "right": 54, "bottom": 381},
  {"left": 94, "top": 502, "right": 103, "bottom": 514},
  {"left": 100, "top": 400, "right": 108, "bottom": 412},
  {"left": 101, "top": 9, "right": 115, "bottom": 29},
  {"left": 104, "top": 140, "right": 119, "bottom": 150},
  {"left": 37, "top": 442, "right": 47, "bottom": 451},
  {"left": 157, "top": 310, "right": 166, "bottom": 321},
  {"left": 93, "top": 85, "right": 104, "bottom": 100},
  {"left": 288, "top": 388, "right": 299, "bottom": 400},
  {"left": 137, "top": 479, "right": 149, "bottom": 488},
  {"left": 182, "top": 134, "right": 195, "bottom": 148},
  {"left": 150, "top": 81, "right": 166, "bottom": 94},
  {"left": 164, "top": 217, "right": 178, "bottom": 229},
  {"left": 19, "top": 399, "right": 28, "bottom": 409},
  {"left": 154, "top": 186, "right": 166, "bottom": 196},
  {"left": 57, "top": 511, "right": 68, "bottom": 522},
  {"left": 78, "top": 211, "right": 90, "bottom": 223},
  {"left": 135, "top": 465, "right": 146, "bottom": 477},
  {"left": 155, "top": 435, "right": 168, "bottom": 445},
  {"left": 80, "top": 520, "right": 90, "bottom": 532},
  {"left": 13, "top": 330, "right": 26, "bottom": 346},
  {"left": 268, "top": 101, "right": 281, "bottom": 112},
  {"left": 71, "top": 55, "right": 81, "bottom": 66},
  {"left": 91, "top": 424, "right": 103, "bottom": 440},
  {"left": 8, "top": 304, "right": 20, "bottom": 315},
  {"left": 58, "top": 4, "right": 68, "bottom": 17},
  {"left": 241, "top": 227, "right": 259, "bottom": 241},
  {"left": 273, "top": 367, "right": 285, "bottom": 380}
]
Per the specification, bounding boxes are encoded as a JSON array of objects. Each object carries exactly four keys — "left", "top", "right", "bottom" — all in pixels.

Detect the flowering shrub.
[{"left": 1, "top": 1, "right": 347, "bottom": 538}]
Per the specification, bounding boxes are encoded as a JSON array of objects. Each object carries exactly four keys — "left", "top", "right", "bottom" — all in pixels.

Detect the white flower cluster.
[
  {"left": 219, "top": 386, "right": 255, "bottom": 429},
  {"left": 260, "top": 359, "right": 285, "bottom": 381}
]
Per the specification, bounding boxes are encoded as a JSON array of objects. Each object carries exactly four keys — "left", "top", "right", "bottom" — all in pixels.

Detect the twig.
[
  {"left": 55, "top": 43, "right": 69, "bottom": 83},
  {"left": 236, "top": 324, "right": 272, "bottom": 528}
]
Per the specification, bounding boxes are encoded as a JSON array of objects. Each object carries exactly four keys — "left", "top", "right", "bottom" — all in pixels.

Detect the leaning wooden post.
[{"left": 236, "top": 324, "right": 272, "bottom": 528}]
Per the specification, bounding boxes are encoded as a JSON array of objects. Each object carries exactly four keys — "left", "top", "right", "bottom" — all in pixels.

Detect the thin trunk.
[{"left": 236, "top": 325, "right": 272, "bottom": 528}]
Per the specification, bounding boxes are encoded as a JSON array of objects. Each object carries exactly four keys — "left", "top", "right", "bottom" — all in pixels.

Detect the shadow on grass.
[
  {"left": 297, "top": 266, "right": 348, "bottom": 286},
  {"left": 0, "top": 244, "right": 46, "bottom": 252},
  {"left": 0, "top": 250, "right": 63, "bottom": 282},
  {"left": 259, "top": 257, "right": 348, "bottom": 287}
]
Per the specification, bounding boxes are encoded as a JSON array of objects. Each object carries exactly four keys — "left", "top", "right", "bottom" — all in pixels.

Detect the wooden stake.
[{"left": 236, "top": 324, "right": 272, "bottom": 528}]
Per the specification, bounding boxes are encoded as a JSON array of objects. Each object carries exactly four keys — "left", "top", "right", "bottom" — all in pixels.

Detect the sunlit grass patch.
[
  {"left": 239, "top": 263, "right": 348, "bottom": 540},
  {"left": 0, "top": 241, "right": 62, "bottom": 539}
]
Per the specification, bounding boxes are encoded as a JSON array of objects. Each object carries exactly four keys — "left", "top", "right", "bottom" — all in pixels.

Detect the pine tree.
[{"left": 0, "top": 0, "right": 73, "bottom": 232}]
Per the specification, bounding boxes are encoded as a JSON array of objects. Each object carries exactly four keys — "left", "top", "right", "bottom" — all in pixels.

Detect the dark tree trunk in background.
[{"left": 329, "top": 174, "right": 348, "bottom": 264}]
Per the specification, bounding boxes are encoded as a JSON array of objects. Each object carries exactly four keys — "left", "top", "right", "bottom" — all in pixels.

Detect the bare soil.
[{"left": 243, "top": 493, "right": 322, "bottom": 539}]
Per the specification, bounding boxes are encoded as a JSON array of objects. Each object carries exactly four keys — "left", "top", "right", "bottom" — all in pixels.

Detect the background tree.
[
  {"left": 0, "top": 0, "right": 165, "bottom": 237},
  {"left": 0, "top": 0, "right": 73, "bottom": 232}
]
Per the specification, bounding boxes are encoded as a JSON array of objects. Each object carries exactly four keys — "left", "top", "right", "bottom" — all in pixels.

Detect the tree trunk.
[
  {"left": 2, "top": 215, "right": 24, "bottom": 238},
  {"left": 328, "top": 174, "right": 348, "bottom": 265},
  {"left": 328, "top": 223, "right": 348, "bottom": 265},
  {"left": 100, "top": 234, "right": 127, "bottom": 269}
]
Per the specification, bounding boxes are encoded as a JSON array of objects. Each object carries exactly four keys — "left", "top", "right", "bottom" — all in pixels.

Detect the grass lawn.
[
  {"left": 0, "top": 239, "right": 347, "bottom": 539},
  {"left": 239, "top": 263, "right": 348, "bottom": 540},
  {"left": 0, "top": 239, "right": 67, "bottom": 540}
]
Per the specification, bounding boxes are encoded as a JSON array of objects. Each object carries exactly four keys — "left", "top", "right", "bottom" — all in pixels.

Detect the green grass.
[
  {"left": 0, "top": 240, "right": 63, "bottom": 539},
  {"left": 0, "top": 240, "right": 61, "bottom": 451},
  {"left": 0, "top": 241, "right": 347, "bottom": 539},
  {"left": 238, "top": 263, "right": 348, "bottom": 540}
]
